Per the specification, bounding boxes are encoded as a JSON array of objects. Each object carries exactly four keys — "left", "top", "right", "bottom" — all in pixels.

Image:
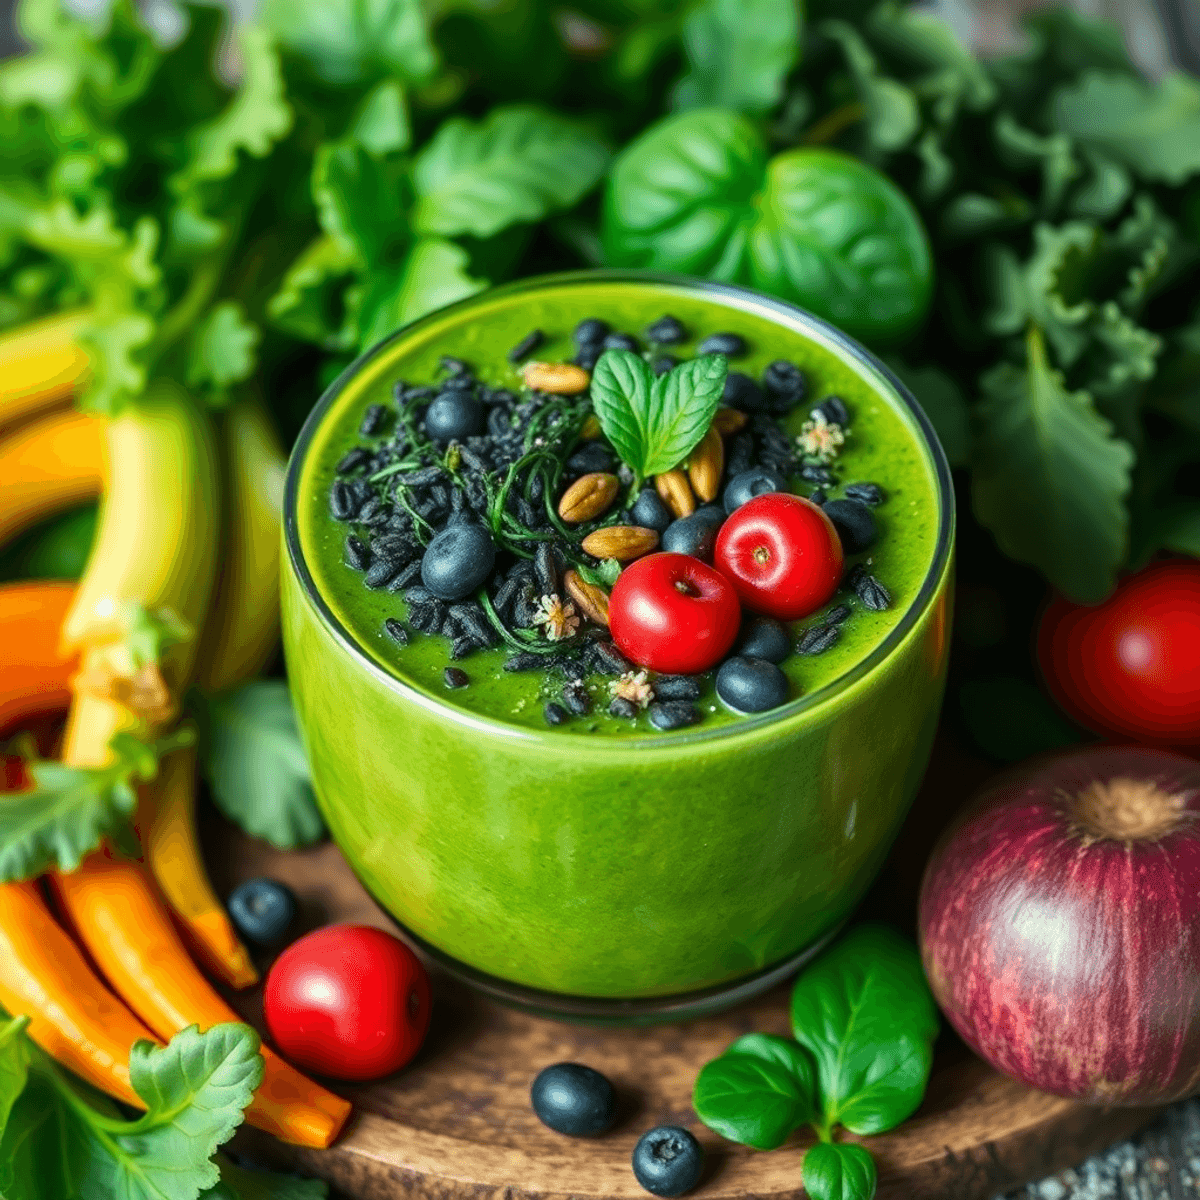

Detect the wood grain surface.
[{"left": 208, "top": 759, "right": 1162, "bottom": 1200}]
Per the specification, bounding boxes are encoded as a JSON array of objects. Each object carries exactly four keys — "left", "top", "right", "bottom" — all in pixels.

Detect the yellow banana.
[
  {"left": 0, "top": 310, "right": 91, "bottom": 431},
  {"left": 196, "top": 395, "right": 286, "bottom": 694}
]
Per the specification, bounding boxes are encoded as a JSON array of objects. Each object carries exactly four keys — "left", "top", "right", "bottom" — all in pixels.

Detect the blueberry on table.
[
  {"left": 421, "top": 525, "right": 496, "bottom": 601},
  {"left": 631, "top": 1126, "right": 705, "bottom": 1196},
  {"left": 631, "top": 489, "right": 674, "bottom": 534},
  {"left": 227, "top": 878, "right": 296, "bottom": 946},
  {"left": 737, "top": 616, "right": 791, "bottom": 664},
  {"left": 530, "top": 1062, "right": 617, "bottom": 1136},
  {"left": 716, "top": 656, "right": 790, "bottom": 713},
  {"left": 723, "top": 466, "right": 788, "bottom": 515},
  {"left": 822, "top": 498, "right": 878, "bottom": 554},
  {"left": 424, "top": 390, "right": 483, "bottom": 444}
]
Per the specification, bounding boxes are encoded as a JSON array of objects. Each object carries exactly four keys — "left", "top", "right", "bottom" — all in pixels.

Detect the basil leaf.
[
  {"left": 693, "top": 1032, "right": 816, "bottom": 1150},
  {"left": 972, "top": 325, "right": 1134, "bottom": 604},
  {"left": 603, "top": 113, "right": 933, "bottom": 344},
  {"left": 802, "top": 1142, "right": 877, "bottom": 1200},
  {"left": 262, "top": 0, "right": 438, "bottom": 87},
  {"left": 413, "top": 106, "right": 610, "bottom": 240},
  {"left": 589, "top": 349, "right": 654, "bottom": 473},
  {"left": 1053, "top": 71, "right": 1200, "bottom": 186},
  {"left": 790, "top": 925, "right": 939, "bottom": 1136},
  {"left": 197, "top": 681, "right": 326, "bottom": 850},
  {"left": 643, "top": 353, "right": 727, "bottom": 475},
  {"left": 673, "top": 0, "right": 801, "bottom": 117}
]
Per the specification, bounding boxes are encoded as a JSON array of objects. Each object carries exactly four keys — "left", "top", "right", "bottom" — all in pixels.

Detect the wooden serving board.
[{"left": 210, "top": 739, "right": 1162, "bottom": 1199}]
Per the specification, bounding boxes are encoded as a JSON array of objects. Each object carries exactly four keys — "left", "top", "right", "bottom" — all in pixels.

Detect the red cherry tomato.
[
  {"left": 609, "top": 552, "right": 740, "bottom": 674},
  {"left": 1038, "top": 561, "right": 1200, "bottom": 746},
  {"left": 714, "top": 493, "right": 843, "bottom": 621},
  {"left": 263, "top": 924, "right": 431, "bottom": 1081}
]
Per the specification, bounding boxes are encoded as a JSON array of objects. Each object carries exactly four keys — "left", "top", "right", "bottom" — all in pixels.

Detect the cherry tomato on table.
[
  {"left": 609, "top": 552, "right": 740, "bottom": 674},
  {"left": 264, "top": 924, "right": 431, "bottom": 1081},
  {"left": 714, "top": 493, "right": 843, "bottom": 621},
  {"left": 1037, "top": 560, "right": 1200, "bottom": 745}
]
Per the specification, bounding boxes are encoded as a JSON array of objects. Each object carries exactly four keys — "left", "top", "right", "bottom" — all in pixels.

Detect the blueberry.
[
  {"left": 661, "top": 509, "right": 723, "bottom": 561},
  {"left": 645, "top": 315, "right": 687, "bottom": 345},
  {"left": 604, "top": 332, "right": 639, "bottom": 352},
  {"left": 716, "top": 656, "right": 789, "bottom": 713},
  {"left": 421, "top": 525, "right": 496, "bottom": 601},
  {"left": 737, "top": 617, "right": 791, "bottom": 664},
  {"left": 631, "top": 1126, "right": 704, "bottom": 1196},
  {"left": 723, "top": 466, "right": 788, "bottom": 514},
  {"left": 845, "top": 481, "right": 886, "bottom": 507},
  {"left": 653, "top": 675, "right": 702, "bottom": 701},
  {"left": 425, "top": 390, "right": 483, "bottom": 444},
  {"left": 652, "top": 355, "right": 678, "bottom": 376},
  {"left": 530, "top": 1063, "right": 617, "bottom": 1137},
  {"left": 630, "top": 490, "right": 673, "bottom": 534},
  {"left": 722, "top": 371, "right": 766, "bottom": 413},
  {"left": 574, "top": 317, "right": 610, "bottom": 348},
  {"left": 822, "top": 498, "right": 877, "bottom": 554},
  {"left": 567, "top": 442, "right": 615, "bottom": 475},
  {"left": 227, "top": 878, "right": 295, "bottom": 946},
  {"left": 762, "top": 360, "right": 806, "bottom": 410},
  {"left": 812, "top": 395, "right": 850, "bottom": 427},
  {"left": 648, "top": 701, "right": 700, "bottom": 731},
  {"left": 697, "top": 332, "right": 746, "bottom": 357}
]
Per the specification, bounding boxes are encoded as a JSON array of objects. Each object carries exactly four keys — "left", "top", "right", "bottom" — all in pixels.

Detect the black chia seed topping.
[{"left": 326, "top": 319, "right": 898, "bottom": 731}]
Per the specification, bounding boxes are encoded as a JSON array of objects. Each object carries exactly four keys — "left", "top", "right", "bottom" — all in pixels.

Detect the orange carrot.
[
  {"left": 138, "top": 747, "right": 259, "bottom": 990},
  {"left": 0, "top": 408, "right": 106, "bottom": 546},
  {"left": 0, "top": 581, "right": 78, "bottom": 735},
  {"left": 52, "top": 855, "right": 352, "bottom": 1149},
  {"left": 0, "top": 880, "right": 159, "bottom": 1108}
]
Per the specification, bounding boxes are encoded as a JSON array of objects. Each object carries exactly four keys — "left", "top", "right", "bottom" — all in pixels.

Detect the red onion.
[{"left": 919, "top": 745, "right": 1200, "bottom": 1104}]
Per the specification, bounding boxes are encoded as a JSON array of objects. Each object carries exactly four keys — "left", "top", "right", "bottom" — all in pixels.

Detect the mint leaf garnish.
[{"left": 590, "top": 349, "right": 727, "bottom": 479}]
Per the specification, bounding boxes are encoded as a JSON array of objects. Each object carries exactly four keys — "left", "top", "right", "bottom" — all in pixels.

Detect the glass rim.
[{"left": 284, "top": 269, "right": 956, "bottom": 751}]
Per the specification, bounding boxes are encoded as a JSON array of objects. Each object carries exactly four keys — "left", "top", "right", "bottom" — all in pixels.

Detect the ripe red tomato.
[
  {"left": 609, "top": 552, "right": 740, "bottom": 674},
  {"left": 1038, "top": 561, "right": 1200, "bottom": 745},
  {"left": 714, "top": 493, "right": 843, "bottom": 621},
  {"left": 263, "top": 924, "right": 431, "bottom": 1081}
]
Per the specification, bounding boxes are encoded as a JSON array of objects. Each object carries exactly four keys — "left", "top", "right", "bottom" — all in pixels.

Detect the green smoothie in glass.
[{"left": 283, "top": 271, "right": 953, "bottom": 1018}]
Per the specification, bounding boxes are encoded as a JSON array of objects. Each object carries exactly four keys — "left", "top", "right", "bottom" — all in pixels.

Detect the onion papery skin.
[{"left": 919, "top": 746, "right": 1200, "bottom": 1105}]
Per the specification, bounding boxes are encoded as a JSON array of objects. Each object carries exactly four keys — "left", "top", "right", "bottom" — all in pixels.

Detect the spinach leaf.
[
  {"left": 693, "top": 1032, "right": 816, "bottom": 1150},
  {"left": 204, "top": 1154, "right": 329, "bottom": 1199},
  {"left": 603, "top": 113, "right": 933, "bottom": 343},
  {"left": 413, "top": 106, "right": 610, "bottom": 240},
  {"left": 673, "top": 0, "right": 802, "bottom": 117},
  {"left": 802, "top": 1142, "right": 878, "bottom": 1200},
  {"left": 972, "top": 325, "right": 1134, "bottom": 604},
  {"left": 197, "top": 681, "right": 326, "bottom": 850},
  {"left": 790, "top": 924, "right": 939, "bottom": 1136},
  {"left": 590, "top": 349, "right": 727, "bottom": 478}
]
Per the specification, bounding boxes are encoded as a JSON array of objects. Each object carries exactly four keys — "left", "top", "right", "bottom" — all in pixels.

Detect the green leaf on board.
[
  {"left": 202, "top": 1154, "right": 329, "bottom": 1199},
  {"left": 693, "top": 1032, "right": 816, "bottom": 1150},
  {"left": 790, "top": 924, "right": 939, "bottom": 1136},
  {"left": 802, "top": 1141, "right": 878, "bottom": 1200}
]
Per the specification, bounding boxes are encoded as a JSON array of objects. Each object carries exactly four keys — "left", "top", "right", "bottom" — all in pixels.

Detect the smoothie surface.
[{"left": 295, "top": 277, "right": 943, "bottom": 737}]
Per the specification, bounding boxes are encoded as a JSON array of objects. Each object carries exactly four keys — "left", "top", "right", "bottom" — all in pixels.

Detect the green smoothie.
[
  {"left": 297, "top": 280, "right": 939, "bottom": 735},
  {"left": 284, "top": 271, "right": 954, "bottom": 1009}
]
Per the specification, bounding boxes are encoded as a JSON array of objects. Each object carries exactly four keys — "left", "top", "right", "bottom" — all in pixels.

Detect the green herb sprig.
[
  {"left": 693, "top": 925, "right": 939, "bottom": 1200},
  {"left": 589, "top": 350, "right": 728, "bottom": 488},
  {"left": 0, "top": 1014, "right": 323, "bottom": 1200}
]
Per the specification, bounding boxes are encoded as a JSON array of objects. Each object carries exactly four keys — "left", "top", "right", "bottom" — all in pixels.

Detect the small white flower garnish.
[
  {"left": 796, "top": 411, "right": 846, "bottom": 463},
  {"left": 609, "top": 670, "right": 654, "bottom": 709},
  {"left": 532, "top": 593, "right": 580, "bottom": 641}
]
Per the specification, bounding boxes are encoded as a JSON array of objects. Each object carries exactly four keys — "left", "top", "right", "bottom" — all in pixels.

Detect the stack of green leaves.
[
  {"left": 693, "top": 925, "right": 940, "bottom": 1200},
  {"left": 0, "top": 1013, "right": 326, "bottom": 1200}
]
